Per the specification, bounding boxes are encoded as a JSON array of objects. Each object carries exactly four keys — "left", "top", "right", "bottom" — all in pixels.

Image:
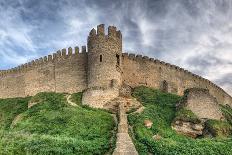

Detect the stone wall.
[
  {"left": 179, "top": 88, "right": 224, "bottom": 120},
  {"left": 0, "top": 72, "right": 25, "bottom": 98},
  {"left": 1, "top": 51, "right": 232, "bottom": 108},
  {"left": 122, "top": 53, "right": 232, "bottom": 107},
  {"left": 0, "top": 46, "right": 87, "bottom": 98},
  {"left": 0, "top": 24, "right": 232, "bottom": 108},
  {"left": 82, "top": 24, "right": 123, "bottom": 108},
  {"left": 87, "top": 24, "right": 122, "bottom": 89},
  {"left": 82, "top": 87, "right": 119, "bottom": 108}
]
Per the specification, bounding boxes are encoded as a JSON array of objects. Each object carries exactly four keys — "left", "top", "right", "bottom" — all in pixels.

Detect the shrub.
[
  {"left": 220, "top": 104, "right": 232, "bottom": 125},
  {"left": 174, "top": 108, "right": 201, "bottom": 124},
  {"left": 205, "top": 119, "right": 232, "bottom": 137}
]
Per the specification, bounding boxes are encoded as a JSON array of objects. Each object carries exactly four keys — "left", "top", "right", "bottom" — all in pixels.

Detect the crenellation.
[
  {"left": 116, "top": 30, "right": 122, "bottom": 39},
  {"left": 97, "top": 24, "right": 105, "bottom": 36},
  {"left": 26, "top": 62, "right": 32, "bottom": 68},
  {"left": 43, "top": 56, "right": 48, "bottom": 62},
  {"left": 61, "top": 48, "right": 67, "bottom": 56},
  {"left": 38, "top": 58, "right": 43, "bottom": 64},
  {"left": 56, "top": 50, "right": 62, "bottom": 57},
  {"left": 34, "top": 59, "right": 39, "bottom": 65},
  {"left": 154, "top": 59, "right": 160, "bottom": 64},
  {"left": 149, "top": 58, "right": 154, "bottom": 61},
  {"left": 31, "top": 60, "right": 36, "bottom": 66},
  {"left": 160, "top": 61, "right": 165, "bottom": 64},
  {"left": 81, "top": 46, "right": 86, "bottom": 53},
  {"left": 169, "top": 64, "right": 174, "bottom": 68},
  {"left": 122, "top": 53, "right": 129, "bottom": 57},
  {"left": 48, "top": 55, "right": 53, "bottom": 61},
  {"left": 75, "top": 46, "right": 79, "bottom": 54},
  {"left": 129, "top": 53, "right": 135, "bottom": 59},
  {"left": 89, "top": 28, "right": 96, "bottom": 36},
  {"left": 142, "top": 56, "right": 149, "bottom": 60},
  {"left": 68, "top": 47, "right": 72, "bottom": 55},
  {"left": 179, "top": 67, "right": 184, "bottom": 71},
  {"left": 122, "top": 51, "right": 232, "bottom": 106},
  {"left": 53, "top": 53, "right": 57, "bottom": 59},
  {"left": 108, "top": 26, "right": 117, "bottom": 37},
  {"left": 136, "top": 55, "right": 142, "bottom": 59},
  {"left": 165, "top": 63, "right": 171, "bottom": 67}
]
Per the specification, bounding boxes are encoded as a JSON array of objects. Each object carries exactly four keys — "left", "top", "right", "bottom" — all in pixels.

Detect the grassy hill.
[
  {"left": 0, "top": 92, "right": 115, "bottom": 155},
  {"left": 128, "top": 86, "right": 232, "bottom": 155},
  {"left": 0, "top": 87, "right": 231, "bottom": 155}
]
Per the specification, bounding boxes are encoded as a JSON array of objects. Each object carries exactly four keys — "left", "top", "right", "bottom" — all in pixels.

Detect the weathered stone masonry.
[
  {"left": 0, "top": 47, "right": 87, "bottom": 98},
  {"left": 0, "top": 24, "right": 232, "bottom": 107}
]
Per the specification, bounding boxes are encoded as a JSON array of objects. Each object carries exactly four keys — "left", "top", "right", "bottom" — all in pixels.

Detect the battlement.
[
  {"left": 122, "top": 52, "right": 230, "bottom": 98},
  {"left": 88, "top": 24, "right": 122, "bottom": 41},
  {"left": 0, "top": 46, "right": 87, "bottom": 77}
]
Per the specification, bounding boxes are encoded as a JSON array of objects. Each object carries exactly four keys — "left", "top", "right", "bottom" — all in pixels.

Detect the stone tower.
[{"left": 82, "top": 24, "right": 123, "bottom": 108}]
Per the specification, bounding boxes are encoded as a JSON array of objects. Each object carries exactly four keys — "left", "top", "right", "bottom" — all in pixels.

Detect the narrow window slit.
[
  {"left": 100, "top": 55, "right": 102, "bottom": 62},
  {"left": 116, "top": 54, "right": 120, "bottom": 65}
]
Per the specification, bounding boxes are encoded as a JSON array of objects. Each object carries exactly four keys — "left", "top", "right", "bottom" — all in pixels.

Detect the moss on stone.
[{"left": 174, "top": 108, "right": 201, "bottom": 124}]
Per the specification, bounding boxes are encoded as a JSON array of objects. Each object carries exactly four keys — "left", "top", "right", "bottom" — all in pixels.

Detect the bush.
[
  {"left": 205, "top": 119, "right": 232, "bottom": 137},
  {"left": 220, "top": 104, "right": 232, "bottom": 125},
  {"left": 174, "top": 108, "right": 201, "bottom": 124}
]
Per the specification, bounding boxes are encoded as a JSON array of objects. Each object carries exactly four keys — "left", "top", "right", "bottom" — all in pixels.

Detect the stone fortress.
[{"left": 0, "top": 24, "right": 232, "bottom": 108}]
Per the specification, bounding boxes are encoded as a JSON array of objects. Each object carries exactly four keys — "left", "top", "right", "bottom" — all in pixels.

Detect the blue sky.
[{"left": 0, "top": 0, "right": 232, "bottom": 95}]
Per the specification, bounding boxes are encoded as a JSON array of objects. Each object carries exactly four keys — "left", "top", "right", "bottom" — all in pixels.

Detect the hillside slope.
[
  {"left": 0, "top": 92, "right": 116, "bottom": 155},
  {"left": 0, "top": 87, "right": 231, "bottom": 155},
  {"left": 128, "top": 86, "right": 232, "bottom": 155}
]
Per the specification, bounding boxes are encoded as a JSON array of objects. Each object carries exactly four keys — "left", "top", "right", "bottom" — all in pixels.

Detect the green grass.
[
  {"left": 220, "top": 104, "right": 232, "bottom": 125},
  {"left": 0, "top": 97, "right": 31, "bottom": 130},
  {"left": 174, "top": 108, "right": 201, "bottom": 124},
  {"left": 70, "top": 92, "right": 83, "bottom": 106},
  {"left": 205, "top": 120, "right": 232, "bottom": 137},
  {"left": 128, "top": 86, "right": 232, "bottom": 155},
  {"left": 0, "top": 92, "right": 115, "bottom": 155}
]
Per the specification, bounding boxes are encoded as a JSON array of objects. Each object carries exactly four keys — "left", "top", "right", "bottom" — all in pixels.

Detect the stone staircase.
[{"left": 113, "top": 102, "right": 138, "bottom": 155}]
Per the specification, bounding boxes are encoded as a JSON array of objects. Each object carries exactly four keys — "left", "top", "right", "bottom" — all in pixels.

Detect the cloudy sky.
[{"left": 0, "top": 0, "right": 232, "bottom": 95}]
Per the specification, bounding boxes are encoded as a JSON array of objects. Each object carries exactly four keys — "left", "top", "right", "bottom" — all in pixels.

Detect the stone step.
[{"left": 113, "top": 103, "right": 138, "bottom": 155}]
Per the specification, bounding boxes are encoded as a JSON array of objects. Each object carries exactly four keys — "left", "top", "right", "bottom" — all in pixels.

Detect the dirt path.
[{"left": 66, "top": 95, "right": 78, "bottom": 107}]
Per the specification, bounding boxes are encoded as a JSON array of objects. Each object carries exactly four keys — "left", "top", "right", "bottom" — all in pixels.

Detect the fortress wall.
[
  {"left": 24, "top": 58, "right": 56, "bottom": 96},
  {"left": 122, "top": 53, "right": 232, "bottom": 106},
  {"left": 0, "top": 46, "right": 88, "bottom": 98},
  {"left": 54, "top": 47, "right": 88, "bottom": 93},
  {"left": 0, "top": 70, "right": 25, "bottom": 98}
]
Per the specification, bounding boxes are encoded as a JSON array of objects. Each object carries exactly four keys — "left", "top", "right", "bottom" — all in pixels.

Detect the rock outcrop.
[
  {"left": 172, "top": 120, "right": 204, "bottom": 138},
  {"left": 177, "top": 88, "right": 224, "bottom": 120}
]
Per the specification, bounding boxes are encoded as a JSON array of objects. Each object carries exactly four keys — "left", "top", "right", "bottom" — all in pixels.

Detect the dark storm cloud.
[{"left": 0, "top": 0, "right": 232, "bottom": 94}]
